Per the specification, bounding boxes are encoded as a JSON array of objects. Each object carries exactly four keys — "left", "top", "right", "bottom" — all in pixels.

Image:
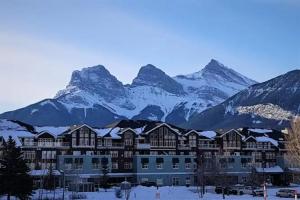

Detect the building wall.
[{"left": 133, "top": 155, "right": 195, "bottom": 186}]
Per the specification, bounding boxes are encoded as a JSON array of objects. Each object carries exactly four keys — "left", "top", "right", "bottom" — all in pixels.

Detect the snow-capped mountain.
[
  {"left": 0, "top": 59, "right": 256, "bottom": 127},
  {"left": 187, "top": 70, "right": 300, "bottom": 130}
]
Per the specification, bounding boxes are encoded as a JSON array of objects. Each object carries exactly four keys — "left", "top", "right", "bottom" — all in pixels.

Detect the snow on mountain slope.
[
  {"left": 174, "top": 59, "right": 257, "bottom": 101},
  {"left": 0, "top": 59, "right": 256, "bottom": 126},
  {"left": 187, "top": 70, "right": 300, "bottom": 130}
]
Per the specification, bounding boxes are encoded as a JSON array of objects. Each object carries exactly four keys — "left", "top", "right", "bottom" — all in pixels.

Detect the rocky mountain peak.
[
  {"left": 69, "top": 65, "right": 120, "bottom": 86},
  {"left": 202, "top": 59, "right": 228, "bottom": 72},
  {"left": 55, "top": 65, "right": 126, "bottom": 100},
  {"left": 201, "top": 59, "right": 257, "bottom": 86},
  {"left": 131, "top": 64, "right": 185, "bottom": 95}
]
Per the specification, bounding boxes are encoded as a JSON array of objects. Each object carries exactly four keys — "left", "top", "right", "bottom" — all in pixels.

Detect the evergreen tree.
[
  {"left": 44, "top": 164, "right": 56, "bottom": 190},
  {"left": 101, "top": 157, "right": 109, "bottom": 192},
  {"left": 0, "top": 136, "right": 33, "bottom": 200}
]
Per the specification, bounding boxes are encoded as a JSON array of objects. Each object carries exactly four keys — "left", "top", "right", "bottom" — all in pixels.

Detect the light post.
[
  {"left": 262, "top": 153, "right": 267, "bottom": 200},
  {"left": 61, "top": 170, "right": 65, "bottom": 200},
  {"left": 121, "top": 180, "right": 131, "bottom": 200}
]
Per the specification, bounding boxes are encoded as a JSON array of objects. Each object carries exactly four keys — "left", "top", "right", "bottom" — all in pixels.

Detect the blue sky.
[{"left": 0, "top": 0, "right": 299, "bottom": 113}]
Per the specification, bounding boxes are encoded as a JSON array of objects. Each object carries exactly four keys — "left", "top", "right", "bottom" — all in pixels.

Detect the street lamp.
[{"left": 121, "top": 180, "right": 131, "bottom": 200}]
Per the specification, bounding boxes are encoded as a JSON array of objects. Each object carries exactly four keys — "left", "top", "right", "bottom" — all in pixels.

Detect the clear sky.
[{"left": 0, "top": 0, "right": 299, "bottom": 113}]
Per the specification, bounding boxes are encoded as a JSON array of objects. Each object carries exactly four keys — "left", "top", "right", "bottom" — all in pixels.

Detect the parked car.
[
  {"left": 253, "top": 189, "right": 264, "bottom": 196},
  {"left": 141, "top": 181, "right": 156, "bottom": 187},
  {"left": 240, "top": 186, "right": 257, "bottom": 195},
  {"left": 276, "top": 189, "right": 299, "bottom": 198},
  {"left": 230, "top": 185, "right": 244, "bottom": 195},
  {"left": 215, "top": 186, "right": 231, "bottom": 194}
]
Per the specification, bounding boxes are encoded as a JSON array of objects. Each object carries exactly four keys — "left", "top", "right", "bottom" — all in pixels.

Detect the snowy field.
[{"left": 2, "top": 185, "right": 296, "bottom": 200}]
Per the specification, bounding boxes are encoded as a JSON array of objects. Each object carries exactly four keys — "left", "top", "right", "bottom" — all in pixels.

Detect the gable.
[
  {"left": 220, "top": 129, "right": 244, "bottom": 139},
  {"left": 37, "top": 131, "right": 55, "bottom": 138},
  {"left": 68, "top": 124, "right": 96, "bottom": 135},
  {"left": 146, "top": 123, "right": 179, "bottom": 136}
]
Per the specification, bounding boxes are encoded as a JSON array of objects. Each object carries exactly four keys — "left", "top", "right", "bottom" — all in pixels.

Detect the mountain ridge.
[
  {"left": 186, "top": 69, "right": 300, "bottom": 130},
  {"left": 0, "top": 59, "right": 257, "bottom": 127}
]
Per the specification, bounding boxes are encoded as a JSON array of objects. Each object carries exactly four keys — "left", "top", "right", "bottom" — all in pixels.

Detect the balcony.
[
  {"left": 37, "top": 142, "right": 70, "bottom": 147},
  {"left": 198, "top": 144, "right": 218, "bottom": 149},
  {"left": 243, "top": 145, "right": 257, "bottom": 150},
  {"left": 178, "top": 145, "right": 191, "bottom": 150},
  {"left": 223, "top": 143, "right": 241, "bottom": 149},
  {"left": 136, "top": 143, "right": 151, "bottom": 149},
  {"left": 22, "top": 142, "right": 37, "bottom": 147},
  {"left": 110, "top": 143, "right": 124, "bottom": 149}
]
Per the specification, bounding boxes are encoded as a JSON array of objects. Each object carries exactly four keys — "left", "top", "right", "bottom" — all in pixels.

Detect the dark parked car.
[
  {"left": 215, "top": 186, "right": 231, "bottom": 194},
  {"left": 141, "top": 181, "right": 156, "bottom": 187}
]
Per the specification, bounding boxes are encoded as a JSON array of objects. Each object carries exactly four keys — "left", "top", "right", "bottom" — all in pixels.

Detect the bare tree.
[
  {"left": 204, "top": 155, "right": 230, "bottom": 199},
  {"left": 285, "top": 117, "right": 300, "bottom": 182},
  {"left": 195, "top": 151, "right": 205, "bottom": 198},
  {"left": 286, "top": 117, "right": 300, "bottom": 162}
]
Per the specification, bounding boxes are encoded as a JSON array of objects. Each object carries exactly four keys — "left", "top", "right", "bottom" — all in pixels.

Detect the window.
[
  {"left": 86, "top": 151, "right": 94, "bottom": 155},
  {"left": 124, "top": 133, "right": 133, "bottom": 146},
  {"left": 110, "top": 151, "right": 118, "bottom": 158},
  {"left": 186, "top": 177, "right": 191, "bottom": 185},
  {"left": 92, "top": 158, "right": 100, "bottom": 169},
  {"left": 172, "top": 158, "right": 179, "bottom": 169},
  {"left": 124, "top": 162, "right": 132, "bottom": 169},
  {"left": 189, "top": 135, "right": 197, "bottom": 147},
  {"left": 185, "top": 163, "right": 191, "bottom": 169},
  {"left": 254, "top": 152, "right": 262, "bottom": 159},
  {"left": 141, "top": 158, "right": 149, "bottom": 169},
  {"left": 257, "top": 142, "right": 263, "bottom": 149},
  {"left": 74, "top": 158, "right": 83, "bottom": 169},
  {"left": 141, "top": 178, "right": 148, "bottom": 183},
  {"left": 42, "top": 151, "right": 56, "bottom": 159},
  {"left": 242, "top": 177, "right": 247, "bottom": 183},
  {"left": 98, "top": 138, "right": 103, "bottom": 146},
  {"left": 74, "top": 128, "right": 95, "bottom": 147},
  {"left": 156, "top": 179, "right": 163, "bottom": 186},
  {"left": 142, "top": 163, "right": 148, "bottom": 169},
  {"left": 204, "top": 152, "right": 212, "bottom": 158},
  {"left": 24, "top": 138, "right": 34, "bottom": 146},
  {"left": 266, "top": 152, "right": 276, "bottom": 159},
  {"left": 104, "top": 138, "right": 112, "bottom": 147},
  {"left": 124, "top": 151, "right": 132, "bottom": 158},
  {"left": 23, "top": 151, "right": 35, "bottom": 160},
  {"left": 172, "top": 177, "right": 179, "bottom": 186},
  {"left": 38, "top": 138, "right": 53, "bottom": 146},
  {"left": 112, "top": 162, "right": 118, "bottom": 169},
  {"left": 64, "top": 158, "right": 73, "bottom": 169},
  {"left": 156, "top": 163, "right": 163, "bottom": 169},
  {"left": 73, "top": 151, "right": 81, "bottom": 156},
  {"left": 156, "top": 157, "right": 164, "bottom": 169},
  {"left": 246, "top": 142, "right": 256, "bottom": 148},
  {"left": 185, "top": 158, "right": 191, "bottom": 169}
]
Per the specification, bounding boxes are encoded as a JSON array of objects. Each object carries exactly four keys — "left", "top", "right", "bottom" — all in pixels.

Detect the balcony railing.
[
  {"left": 22, "top": 142, "right": 37, "bottom": 147},
  {"left": 198, "top": 144, "right": 218, "bottom": 149},
  {"left": 110, "top": 143, "right": 124, "bottom": 148},
  {"left": 178, "top": 145, "right": 191, "bottom": 150},
  {"left": 22, "top": 142, "right": 70, "bottom": 147},
  {"left": 39, "top": 142, "right": 70, "bottom": 147},
  {"left": 136, "top": 143, "right": 151, "bottom": 149},
  {"left": 223, "top": 143, "right": 241, "bottom": 149}
]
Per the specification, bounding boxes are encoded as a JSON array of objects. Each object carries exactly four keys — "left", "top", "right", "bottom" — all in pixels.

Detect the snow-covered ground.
[{"left": 2, "top": 185, "right": 298, "bottom": 200}]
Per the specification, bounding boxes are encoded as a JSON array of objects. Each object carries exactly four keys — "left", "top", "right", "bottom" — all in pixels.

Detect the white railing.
[
  {"left": 198, "top": 144, "right": 218, "bottom": 149},
  {"left": 136, "top": 143, "right": 151, "bottom": 149}
]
